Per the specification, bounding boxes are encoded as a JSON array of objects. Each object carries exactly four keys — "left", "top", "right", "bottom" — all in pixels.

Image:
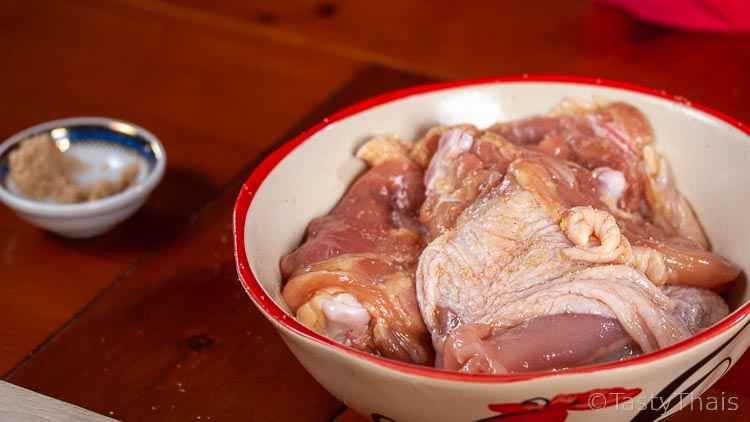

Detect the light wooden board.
[{"left": 0, "top": 381, "right": 116, "bottom": 422}]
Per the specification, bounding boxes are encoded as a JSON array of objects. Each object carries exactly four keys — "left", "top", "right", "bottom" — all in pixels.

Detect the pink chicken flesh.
[
  {"left": 417, "top": 156, "right": 729, "bottom": 373},
  {"left": 416, "top": 118, "right": 734, "bottom": 374},
  {"left": 280, "top": 100, "right": 738, "bottom": 374},
  {"left": 420, "top": 125, "right": 738, "bottom": 289},
  {"left": 489, "top": 100, "right": 709, "bottom": 248},
  {"left": 283, "top": 253, "right": 433, "bottom": 364},
  {"left": 280, "top": 139, "right": 434, "bottom": 365},
  {"left": 280, "top": 158, "right": 425, "bottom": 279}
]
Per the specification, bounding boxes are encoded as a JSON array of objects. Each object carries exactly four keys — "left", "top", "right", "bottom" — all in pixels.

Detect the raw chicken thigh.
[
  {"left": 421, "top": 111, "right": 737, "bottom": 289},
  {"left": 280, "top": 136, "right": 434, "bottom": 365},
  {"left": 280, "top": 144, "right": 425, "bottom": 279},
  {"left": 415, "top": 101, "right": 736, "bottom": 374},
  {"left": 283, "top": 253, "right": 432, "bottom": 364},
  {"left": 281, "top": 98, "right": 739, "bottom": 374},
  {"left": 489, "top": 100, "right": 651, "bottom": 214},
  {"left": 488, "top": 100, "right": 708, "bottom": 248},
  {"left": 417, "top": 153, "right": 729, "bottom": 373}
]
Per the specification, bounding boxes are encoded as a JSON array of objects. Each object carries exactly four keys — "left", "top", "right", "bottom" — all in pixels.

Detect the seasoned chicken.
[
  {"left": 281, "top": 99, "right": 737, "bottom": 374},
  {"left": 513, "top": 155, "right": 739, "bottom": 289},
  {"left": 439, "top": 314, "right": 639, "bottom": 373},
  {"left": 662, "top": 285, "right": 730, "bottom": 332},
  {"left": 283, "top": 254, "right": 433, "bottom": 364},
  {"left": 420, "top": 128, "right": 528, "bottom": 239},
  {"left": 280, "top": 137, "right": 434, "bottom": 365},
  {"left": 416, "top": 155, "right": 730, "bottom": 374},
  {"left": 421, "top": 123, "right": 738, "bottom": 289},
  {"left": 489, "top": 100, "right": 708, "bottom": 247},
  {"left": 280, "top": 148, "right": 425, "bottom": 279}
]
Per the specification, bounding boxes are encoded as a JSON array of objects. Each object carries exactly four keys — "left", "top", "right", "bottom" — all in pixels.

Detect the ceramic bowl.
[
  {"left": 234, "top": 76, "right": 750, "bottom": 422},
  {"left": 0, "top": 117, "right": 166, "bottom": 238}
]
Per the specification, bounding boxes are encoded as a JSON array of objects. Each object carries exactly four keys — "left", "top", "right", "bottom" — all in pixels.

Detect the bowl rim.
[
  {"left": 233, "top": 74, "right": 750, "bottom": 383},
  {"left": 0, "top": 116, "right": 167, "bottom": 217}
]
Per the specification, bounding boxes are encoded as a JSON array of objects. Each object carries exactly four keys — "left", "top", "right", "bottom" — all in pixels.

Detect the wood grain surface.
[{"left": 2, "top": 1, "right": 750, "bottom": 421}]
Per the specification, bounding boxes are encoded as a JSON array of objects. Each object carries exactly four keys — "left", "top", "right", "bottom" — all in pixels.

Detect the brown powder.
[{"left": 8, "top": 134, "right": 139, "bottom": 203}]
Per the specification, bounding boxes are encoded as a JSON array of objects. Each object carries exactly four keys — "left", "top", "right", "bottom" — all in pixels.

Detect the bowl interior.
[
  {"left": 0, "top": 120, "right": 161, "bottom": 203},
  {"left": 241, "top": 80, "right": 750, "bottom": 349}
]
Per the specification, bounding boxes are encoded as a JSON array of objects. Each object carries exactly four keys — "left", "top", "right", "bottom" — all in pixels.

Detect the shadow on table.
[
  {"left": 44, "top": 166, "right": 219, "bottom": 256},
  {"left": 43, "top": 65, "right": 433, "bottom": 258},
  {"left": 236, "top": 64, "right": 435, "bottom": 178}
]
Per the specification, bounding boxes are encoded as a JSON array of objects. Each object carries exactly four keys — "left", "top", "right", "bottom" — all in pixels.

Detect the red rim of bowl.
[{"left": 233, "top": 74, "right": 750, "bottom": 383}]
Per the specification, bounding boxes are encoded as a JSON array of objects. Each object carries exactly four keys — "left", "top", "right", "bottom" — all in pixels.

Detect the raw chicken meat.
[
  {"left": 439, "top": 314, "right": 640, "bottom": 373},
  {"left": 283, "top": 254, "right": 433, "bottom": 364},
  {"left": 662, "top": 285, "right": 730, "bottom": 332},
  {"left": 642, "top": 145, "right": 708, "bottom": 248},
  {"left": 281, "top": 99, "right": 738, "bottom": 374},
  {"left": 416, "top": 154, "right": 731, "bottom": 374},
  {"left": 420, "top": 128, "right": 529, "bottom": 239},
  {"left": 280, "top": 139, "right": 426, "bottom": 279},
  {"left": 489, "top": 100, "right": 650, "bottom": 213},
  {"left": 280, "top": 137, "right": 434, "bottom": 364},
  {"left": 510, "top": 153, "right": 739, "bottom": 289},
  {"left": 420, "top": 125, "right": 738, "bottom": 289},
  {"left": 489, "top": 100, "right": 709, "bottom": 248}
]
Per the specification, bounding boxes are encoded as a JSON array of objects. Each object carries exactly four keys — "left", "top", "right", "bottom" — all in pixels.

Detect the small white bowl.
[
  {"left": 0, "top": 117, "right": 166, "bottom": 238},
  {"left": 234, "top": 76, "right": 750, "bottom": 422}
]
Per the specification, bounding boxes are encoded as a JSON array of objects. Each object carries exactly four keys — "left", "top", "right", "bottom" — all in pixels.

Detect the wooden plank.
[
  {"left": 10, "top": 61, "right": 750, "bottom": 421},
  {"left": 8, "top": 177, "right": 342, "bottom": 422},
  {"left": 4, "top": 66, "right": 433, "bottom": 422},
  {"left": 0, "top": 381, "right": 116, "bottom": 422},
  {"left": 0, "top": 0, "right": 360, "bottom": 375},
  {"left": 152, "top": 0, "right": 750, "bottom": 122},
  {"left": 152, "top": 0, "right": 589, "bottom": 79}
]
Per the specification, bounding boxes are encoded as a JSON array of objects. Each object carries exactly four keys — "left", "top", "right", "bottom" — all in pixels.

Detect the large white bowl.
[{"left": 234, "top": 76, "right": 750, "bottom": 422}]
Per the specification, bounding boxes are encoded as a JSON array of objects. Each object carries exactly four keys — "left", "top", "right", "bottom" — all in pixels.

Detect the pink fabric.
[{"left": 599, "top": 0, "right": 750, "bottom": 33}]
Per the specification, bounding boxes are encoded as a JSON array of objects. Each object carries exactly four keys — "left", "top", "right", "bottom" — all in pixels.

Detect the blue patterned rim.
[{"left": 0, "top": 123, "right": 160, "bottom": 186}]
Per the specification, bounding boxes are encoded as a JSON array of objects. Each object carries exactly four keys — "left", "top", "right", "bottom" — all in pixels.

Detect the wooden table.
[{"left": 1, "top": 1, "right": 749, "bottom": 420}]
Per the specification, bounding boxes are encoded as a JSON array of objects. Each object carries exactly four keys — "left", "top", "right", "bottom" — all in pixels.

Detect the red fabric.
[{"left": 599, "top": 0, "right": 750, "bottom": 33}]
